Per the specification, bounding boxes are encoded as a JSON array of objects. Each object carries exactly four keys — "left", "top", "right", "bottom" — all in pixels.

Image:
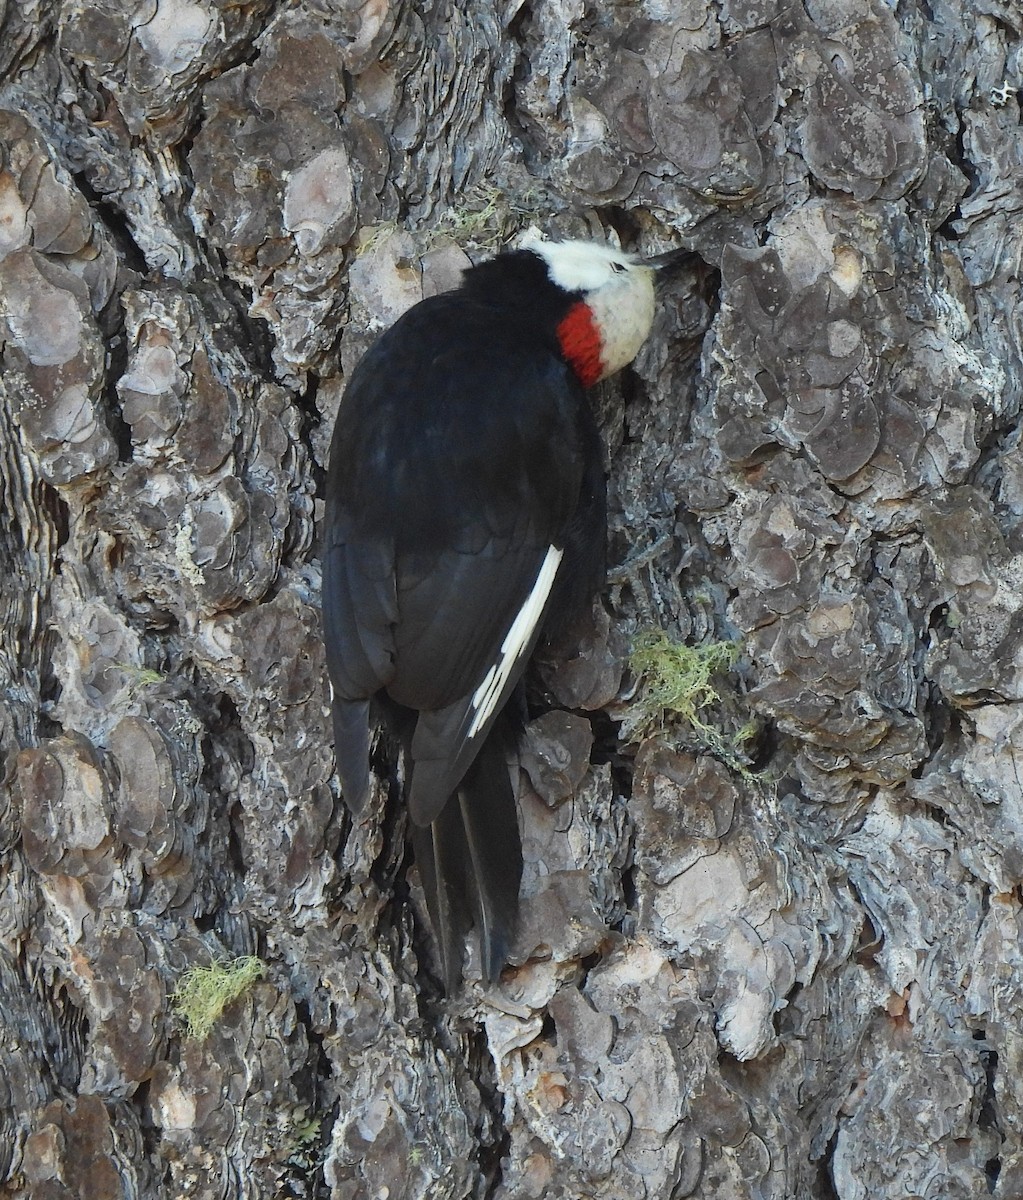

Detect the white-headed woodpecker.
[{"left": 323, "top": 237, "right": 670, "bottom": 991}]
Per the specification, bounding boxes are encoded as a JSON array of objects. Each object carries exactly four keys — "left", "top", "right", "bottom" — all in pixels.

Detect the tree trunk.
[{"left": 0, "top": 1, "right": 1017, "bottom": 1196}]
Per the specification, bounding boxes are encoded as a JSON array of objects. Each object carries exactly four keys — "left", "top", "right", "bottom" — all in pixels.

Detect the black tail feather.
[
  {"left": 458, "top": 734, "right": 523, "bottom": 986},
  {"left": 409, "top": 727, "right": 523, "bottom": 992},
  {"left": 410, "top": 806, "right": 471, "bottom": 992},
  {"left": 332, "top": 697, "right": 372, "bottom": 813}
]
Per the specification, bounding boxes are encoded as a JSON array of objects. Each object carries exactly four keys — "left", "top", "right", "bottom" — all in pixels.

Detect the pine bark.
[{"left": 0, "top": 1, "right": 1018, "bottom": 1197}]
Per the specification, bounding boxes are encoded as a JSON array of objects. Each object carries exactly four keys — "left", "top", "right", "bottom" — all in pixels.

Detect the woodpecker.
[{"left": 323, "top": 237, "right": 671, "bottom": 991}]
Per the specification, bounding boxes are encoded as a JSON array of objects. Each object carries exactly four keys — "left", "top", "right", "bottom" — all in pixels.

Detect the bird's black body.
[{"left": 324, "top": 250, "right": 610, "bottom": 990}]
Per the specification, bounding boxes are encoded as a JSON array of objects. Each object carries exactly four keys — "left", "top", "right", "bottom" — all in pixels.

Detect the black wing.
[{"left": 324, "top": 295, "right": 591, "bottom": 817}]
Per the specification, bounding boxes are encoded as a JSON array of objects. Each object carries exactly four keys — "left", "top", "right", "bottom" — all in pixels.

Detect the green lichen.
[
  {"left": 112, "top": 663, "right": 166, "bottom": 687},
  {"left": 429, "top": 183, "right": 547, "bottom": 251},
  {"left": 355, "top": 185, "right": 548, "bottom": 266},
  {"left": 628, "top": 630, "right": 755, "bottom": 770},
  {"left": 354, "top": 220, "right": 402, "bottom": 256},
  {"left": 289, "top": 1110, "right": 322, "bottom": 1148},
  {"left": 433, "top": 187, "right": 507, "bottom": 248},
  {"left": 281, "top": 1105, "right": 325, "bottom": 1176},
  {"left": 171, "top": 956, "right": 266, "bottom": 1042}
]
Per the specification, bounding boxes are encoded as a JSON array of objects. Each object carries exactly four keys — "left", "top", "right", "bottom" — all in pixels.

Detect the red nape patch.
[{"left": 556, "top": 301, "right": 604, "bottom": 387}]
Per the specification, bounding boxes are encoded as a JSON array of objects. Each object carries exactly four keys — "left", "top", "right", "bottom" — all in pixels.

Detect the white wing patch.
[{"left": 467, "top": 544, "right": 564, "bottom": 739}]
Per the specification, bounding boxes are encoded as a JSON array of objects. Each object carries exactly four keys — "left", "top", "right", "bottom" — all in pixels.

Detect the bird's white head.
[{"left": 528, "top": 239, "right": 657, "bottom": 385}]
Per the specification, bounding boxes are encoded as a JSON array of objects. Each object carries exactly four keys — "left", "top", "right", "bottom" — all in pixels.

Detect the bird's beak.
[
  {"left": 646, "top": 247, "right": 698, "bottom": 274},
  {"left": 646, "top": 247, "right": 698, "bottom": 294}
]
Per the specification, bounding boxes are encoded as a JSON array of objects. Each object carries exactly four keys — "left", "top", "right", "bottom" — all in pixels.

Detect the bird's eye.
[{"left": 610, "top": 262, "right": 627, "bottom": 274}]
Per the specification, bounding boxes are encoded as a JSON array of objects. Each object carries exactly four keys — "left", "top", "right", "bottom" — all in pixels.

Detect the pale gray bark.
[{"left": 0, "top": 1, "right": 1019, "bottom": 1197}]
